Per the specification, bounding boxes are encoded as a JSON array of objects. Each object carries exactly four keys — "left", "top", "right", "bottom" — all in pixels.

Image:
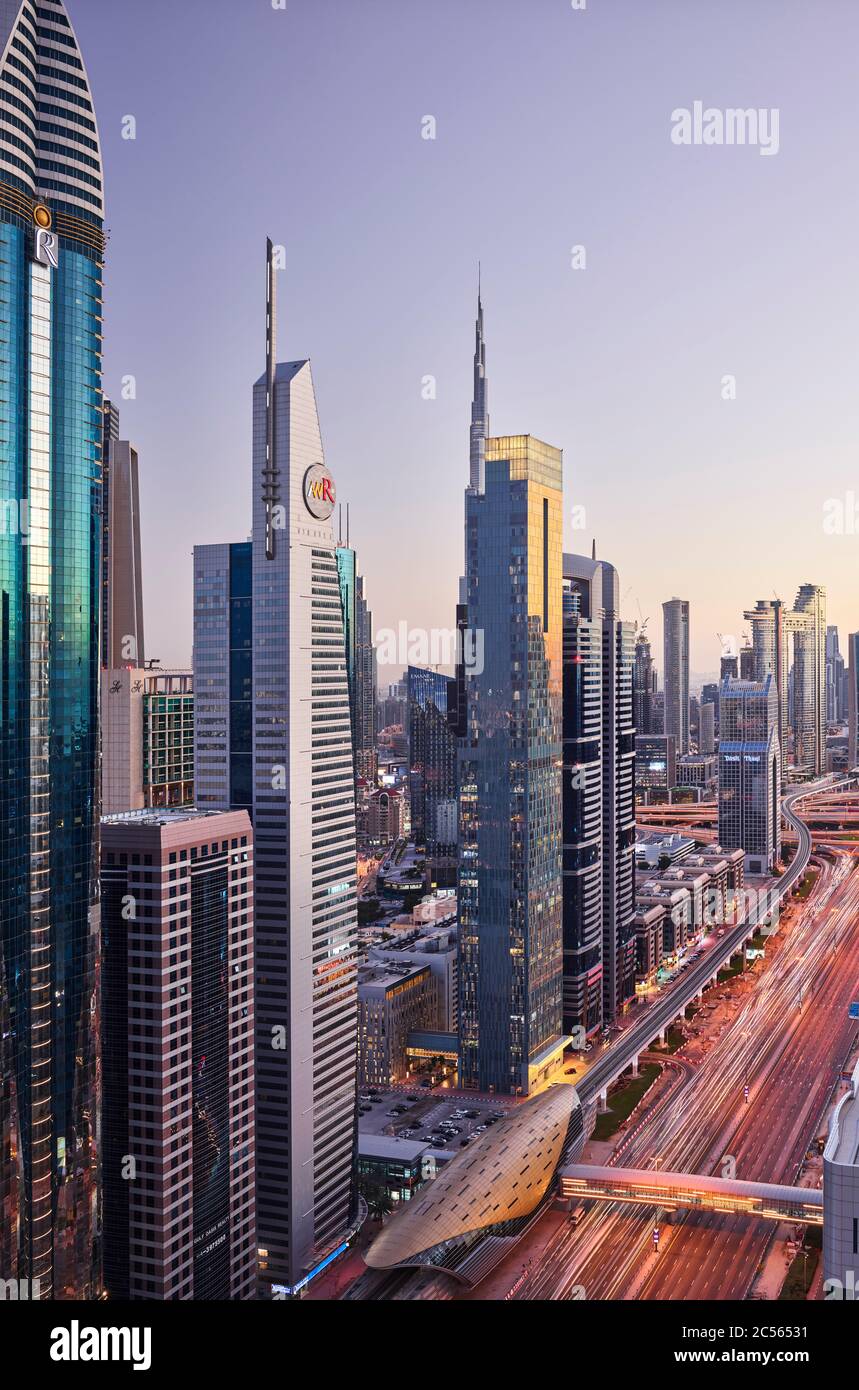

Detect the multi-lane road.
[{"left": 518, "top": 786, "right": 859, "bottom": 1301}]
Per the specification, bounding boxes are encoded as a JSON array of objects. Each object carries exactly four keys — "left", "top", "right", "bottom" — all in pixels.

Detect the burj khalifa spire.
[{"left": 469, "top": 266, "right": 490, "bottom": 493}]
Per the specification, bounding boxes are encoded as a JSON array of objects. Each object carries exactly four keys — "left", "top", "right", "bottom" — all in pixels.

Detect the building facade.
[
  {"left": 193, "top": 540, "right": 253, "bottom": 816},
  {"left": 101, "top": 809, "right": 255, "bottom": 1300},
  {"left": 357, "top": 963, "right": 438, "bottom": 1089},
  {"left": 102, "top": 666, "right": 194, "bottom": 813},
  {"left": 459, "top": 435, "right": 565, "bottom": 1094},
  {"left": 633, "top": 630, "right": 655, "bottom": 735},
  {"left": 250, "top": 246, "right": 358, "bottom": 1294},
  {"left": 0, "top": 0, "right": 105, "bottom": 1298},
  {"left": 662, "top": 597, "right": 690, "bottom": 754},
  {"left": 407, "top": 664, "right": 458, "bottom": 881},
  {"left": 101, "top": 424, "right": 145, "bottom": 669},
  {"left": 718, "top": 675, "right": 781, "bottom": 874}
]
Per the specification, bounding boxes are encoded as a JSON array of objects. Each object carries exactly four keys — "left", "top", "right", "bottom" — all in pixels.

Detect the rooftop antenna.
[
  {"left": 263, "top": 237, "right": 280, "bottom": 561},
  {"left": 346, "top": 501, "right": 350, "bottom": 548}
]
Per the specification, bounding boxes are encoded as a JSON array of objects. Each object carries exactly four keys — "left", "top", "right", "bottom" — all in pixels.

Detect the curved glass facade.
[{"left": 0, "top": 0, "right": 103, "bottom": 1298}]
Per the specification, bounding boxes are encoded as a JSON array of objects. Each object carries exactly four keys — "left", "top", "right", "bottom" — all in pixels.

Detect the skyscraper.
[
  {"left": 699, "top": 701, "right": 715, "bottom": 755},
  {"left": 825, "top": 626, "right": 844, "bottom": 724},
  {"left": 407, "top": 665, "right": 458, "bottom": 886},
  {"left": 469, "top": 270, "right": 490, "bottom": 494},
  {"left": 100, "top": 809, "right": 256, "bottom": 1300},
  {"left": 355, "top": 571, "right": 377, "bottom": 783},
  {"left": 564, "top": 554, "right": 636, "bottom": 1028},
  {"left": 718, "top": 676, "right": 781, "bottom": 874},
  {"left": 251, "top": 243, "right": 358, "bottom": 1294},
  {"left": 0, "top": 0, "right": 104, "bottom": 1299},
  {"left": 792, "top": 583, "right": 827, "bottom": 776},
  {"left": 101, "top": 405, "right": 145, "bottom": 669},
  {"left": 458, "top": 434, "right": 565, "bottom": 1094},
  {"left": 848, "top": 632, "right": 859, "bottom": 770},
  {"left": 662, "top": 598, "right": 690, "bottom": 754},
  {"left": 633, "top": 629, "right": 655, "bottom": 735},
  {"left": 193, "top": 540, "right": 253, "bottom": 815}
]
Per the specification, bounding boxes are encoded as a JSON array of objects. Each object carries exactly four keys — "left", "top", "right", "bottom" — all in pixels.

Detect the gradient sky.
[{"left": 73, "top": 0, "right": 859, "bottom": 685}]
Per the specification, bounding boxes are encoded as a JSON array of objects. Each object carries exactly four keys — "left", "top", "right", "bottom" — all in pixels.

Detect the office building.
[
  {"left": 848, "top": 633, "right": 859, "bottom": 769},
  {"left": 718, "top": 676, "right": 781, "bottom": 873},
  {"left": 745, "top": 588, "right": 826, "bottom": 779},
  {"left": 459, "top": 433, "right": 565, "bottom": 1094},
  {"left": 101, "top": 416, "right": 145, "bottom": 669},
  {"left": 563, "top": 551, "right": 636, "bottom": 1033},
  {"left": 635, "top": 734, "right": 677, "bottom": 793},
  {"left": 367, "top": 787, "right": 405, "bottom": 845},
  {"left": 252, "top": 248, "right": 359, "bottom": 1295},
  {"left": 720, "top": 653, "right": 738, "bottom": 681},
  {"left": 355, "top": 572, "right": 378, "bottom": 783},
  {"left": 740, "top": 644, "right": 755, "bottom": 680},
  {"left": 407, "top": 665, "right": 458, "bottom": 882},
  {"left": 357, "top": 963, "right": 438, "bottom": 1089},
  {"left": 662, "top": 598, "right": 690, "bottom": 754},
  {"left": 101, "top": 809, "right": 255, "bottom": 1300},
  {"left": 676, "top": 753, "right": 717, "bottom": 792},
  {"left": 0, "top": 0, "right": 105, "bottom": 1298},
  {"left": 193, "top": 541, "right": 253, "bottom": 815},
  {"left": 826, "top": 626, "right": 845, "bottom": 724},
  {"left": 102, "top": 666, "right": 194, "bottom": 813},
  {"left": 369, "top": 917, "right": 458, "bottom": 1031},
  {"left": 633, "top": 629, "right": 655, "bottom": 735},
  {"left": 699, "top": 701, "right": 715, "bottom": 755}
]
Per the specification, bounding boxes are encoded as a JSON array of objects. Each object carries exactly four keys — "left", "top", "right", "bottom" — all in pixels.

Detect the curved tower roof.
[{"left": 0, "top": 0, "right": 104, "bottom": 223}]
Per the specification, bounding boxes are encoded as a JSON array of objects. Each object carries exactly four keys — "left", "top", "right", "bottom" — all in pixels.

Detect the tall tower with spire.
[{"left": 468, "top": 269, "right": 490, "bottom": 493}]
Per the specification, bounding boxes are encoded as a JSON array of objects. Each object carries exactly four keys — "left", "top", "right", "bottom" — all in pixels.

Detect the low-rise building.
[
  {"left": 635, "top": 880, "right": 692, "bottom": 955},
  {"left": 369, "top": 920, "right": 459, "bottom": 1030},
  {"left": 676, "top": 753, "right": 717, "bottom": 792},
  {"left": 634, "top": 902, "right": 667, "bottom": 985}
]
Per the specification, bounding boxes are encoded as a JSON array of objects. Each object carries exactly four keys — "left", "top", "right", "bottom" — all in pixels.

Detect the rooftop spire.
[{"left": 469, "top": 265, "right": 489, "bottom": 493}]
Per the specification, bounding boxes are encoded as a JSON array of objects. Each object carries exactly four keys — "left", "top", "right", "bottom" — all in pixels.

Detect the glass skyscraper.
[
  {"left": 407, "top": 665, "right": 458, "bottom": 884},
  {"left": 459, "top": 434, "right": 565, "bottom": 1095},
  {"left": 0, "top": 0, "right": 104, "bottom": 1298}
]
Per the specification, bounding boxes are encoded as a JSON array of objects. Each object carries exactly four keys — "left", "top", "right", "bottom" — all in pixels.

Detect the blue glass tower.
[{"left": 0, "top": 0, "right": 104, "bottom": 1298}]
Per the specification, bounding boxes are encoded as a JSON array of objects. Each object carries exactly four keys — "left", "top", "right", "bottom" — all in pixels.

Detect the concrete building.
[
  {"left": 358, "top": 963, "right": 438, "bottom": 1089},
  {"left": 718, "top": 675, "right": 781, "bottom": 874},
  {"left": 368, "top": 918, "right": 458, "bottom": 1031},
  {"left": 459, "top": 433, "right": 565, "bottom": 1094},
  {"left": 676, "top": 752, "right": 717, "bottom": 792},
  {"left": 633, "top": 630, "right": 656, "bottom": 735},
  {"left": 102, "top": 667, "right": 194, "bottom": 814},
  {"left": 662, "top": 598, "right": 690, "bottom": 754},
  {"left": 367, "top": 787, "right": 405, "bottom": 845},
  {"left": 634, "top": 902, "right": 668, "bottom": 986},
  {"left": 100, "top": 809, "right": 255, "bottom": 1300}
]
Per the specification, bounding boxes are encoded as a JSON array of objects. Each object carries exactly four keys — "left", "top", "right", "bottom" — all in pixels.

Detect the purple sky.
[{"left": 73, "top": 0, "right": 859, "bottom": 682}]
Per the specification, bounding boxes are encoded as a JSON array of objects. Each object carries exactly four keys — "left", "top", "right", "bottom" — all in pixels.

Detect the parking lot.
[{"left": 357, "top": 1088, "right": 515, "bottom": 1154}]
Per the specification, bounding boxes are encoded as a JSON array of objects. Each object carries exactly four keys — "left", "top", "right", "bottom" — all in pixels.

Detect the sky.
[{"left": 72, "top": 0, "right": 859, "bottom": 686}]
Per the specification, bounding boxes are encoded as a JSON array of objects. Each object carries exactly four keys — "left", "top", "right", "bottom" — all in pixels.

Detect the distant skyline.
[{"left": 75, "top": 0, "right": 859, "bottom": 675}]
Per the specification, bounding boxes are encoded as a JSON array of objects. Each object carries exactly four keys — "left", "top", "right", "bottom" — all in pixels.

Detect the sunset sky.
[{"left": 75, "top": 0, "right": 859, "bottom": 684}]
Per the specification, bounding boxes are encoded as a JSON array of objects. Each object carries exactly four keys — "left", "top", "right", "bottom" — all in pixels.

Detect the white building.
[{"left": 823, "top": 1057, "right": 859, "bottom": 1299}]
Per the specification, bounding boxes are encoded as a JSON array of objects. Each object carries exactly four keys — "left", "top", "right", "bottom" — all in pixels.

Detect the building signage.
[
  {"left": 33, "top": 205, "right": 58, "bottom": 269},
  {"left": 303, "top": 463, "right": 336, "bottom": 520}
]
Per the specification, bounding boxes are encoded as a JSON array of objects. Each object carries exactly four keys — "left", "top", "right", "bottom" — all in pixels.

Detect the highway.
[
  {"left": 518, "top": 782, "right": 859, "bottom": 1301},
  {"left": 577, "top": 782, "right": 834, "bottom": 1109}
]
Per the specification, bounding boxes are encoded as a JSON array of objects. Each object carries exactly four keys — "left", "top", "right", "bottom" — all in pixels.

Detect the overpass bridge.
[
  {"left": 579, "top": 778, "right": 857, "bottom": 1113},
  {"left": 560, "top": 1164, "right": 823, "bottom": 1226}
]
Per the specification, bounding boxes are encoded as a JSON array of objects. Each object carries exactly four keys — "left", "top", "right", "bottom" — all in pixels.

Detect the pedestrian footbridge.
[{"left": 559, "top": 1165, "right": 823, "bottom": 1225}]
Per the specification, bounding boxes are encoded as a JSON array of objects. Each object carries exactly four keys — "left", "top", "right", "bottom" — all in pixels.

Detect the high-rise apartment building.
[
  {"left": 458, "top": 434, "right": 565, "bottom": 1094},
  {"left": 718, "top": 676, "right": 781, "bottom": 873},
  {"left": 564, "top": 554, "right": 636, "bottom": 1028},
  {"left": 825, "top": 626, "right": 845, "bottom": 724},
  {"left": 662, "top": 598, "right": 690, "bottom": 754},
  {"left": 0, "top": 0, "right": 105, "bottom": 1298},
  {"left": 101, "top": 809, "right": 256, "bottom": 1300},
  {"left": 102, "top": 666, "right": 194, "bottom": 813}
]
